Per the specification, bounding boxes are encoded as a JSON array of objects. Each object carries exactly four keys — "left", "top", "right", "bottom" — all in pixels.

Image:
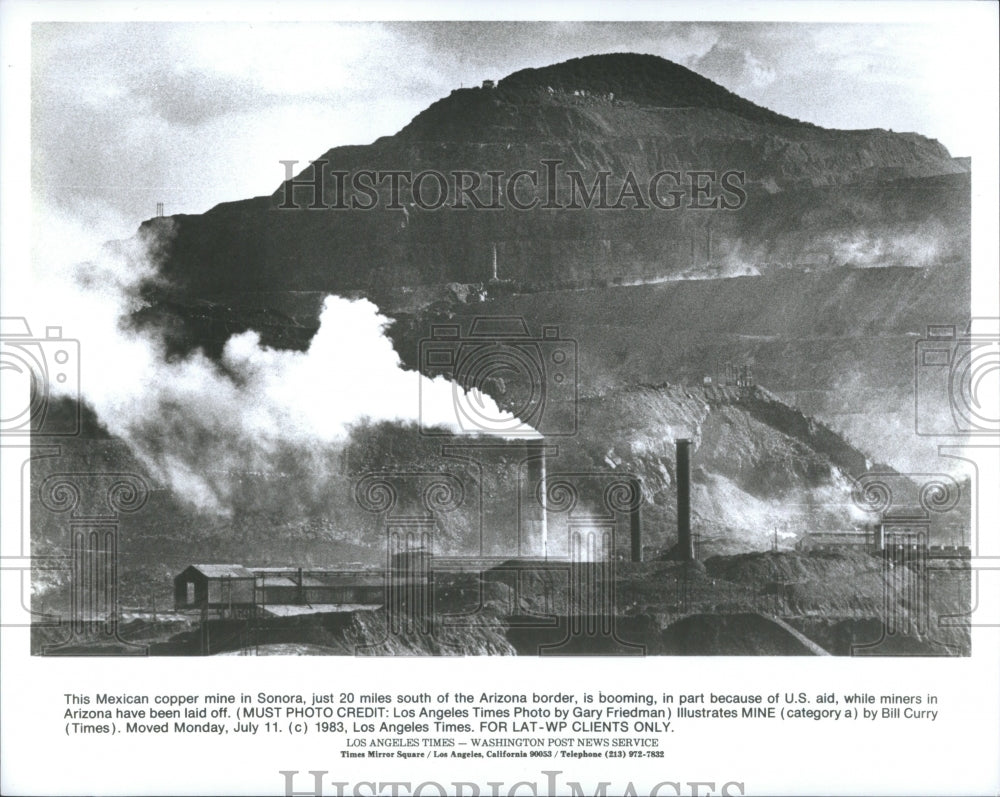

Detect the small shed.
[{"left": 174, "top": 564, "right": 255, "bottom": 611}]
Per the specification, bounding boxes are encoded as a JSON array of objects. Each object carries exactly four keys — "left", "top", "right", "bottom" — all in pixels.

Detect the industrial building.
[
  {"left": 174, "top": 564, "right": 390, "bottom": 619},
  {"left": 173, "top": 564, "right": 255, "bottom": 615}
]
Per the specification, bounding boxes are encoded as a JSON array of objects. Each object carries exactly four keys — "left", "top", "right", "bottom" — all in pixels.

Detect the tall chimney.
[
  {"left": 629, "top": 476, "right": 642, "bottom": 562},
  {"left": 676, "top": 439, "right": 694, "bottom": 561},
  {"left": 525, "top": 439, "right": 547, "bottom": 557}
]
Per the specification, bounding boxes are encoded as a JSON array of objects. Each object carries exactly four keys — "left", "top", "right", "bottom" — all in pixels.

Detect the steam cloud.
[{"left": 32, "top": 204, "right": 523, "bottom": 517}]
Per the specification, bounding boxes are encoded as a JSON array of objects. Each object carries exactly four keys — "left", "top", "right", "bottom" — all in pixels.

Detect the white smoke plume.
[{"left": 27, "top": 202, "right": 526, "bottom": 517}]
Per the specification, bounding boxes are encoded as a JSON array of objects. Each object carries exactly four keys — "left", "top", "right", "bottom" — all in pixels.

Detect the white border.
[{"left": 2, "top": 3, "right": 998, "bottom": 796}]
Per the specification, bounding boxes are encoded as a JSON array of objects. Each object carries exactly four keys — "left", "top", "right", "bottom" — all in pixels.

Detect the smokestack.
[
  {"left": 525, "top": 440, "right": 547, "bottom": 557},
  {"left": 629, "top": 476, "right": 642, "bottom": 562},
  {"left": 873, "top": 522, "right": 886, "bottom": 554},
  {"left": 676, "top": 439, "right": 693, "bottom": 561}
]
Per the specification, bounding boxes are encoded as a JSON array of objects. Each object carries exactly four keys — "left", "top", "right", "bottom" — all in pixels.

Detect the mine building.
[
  {"left": 173, "top": 561, "right": 431, "bottom": 619},
  {"left": 252, "top": 567, "right": 386, "bottom": 606},
  {"left": 794, "top": 523, "right": 951, "bottom": 561},
  {"left": 173, "top": 564, "right": 256, "bottom": 614},
  {"left": 795, "top": 531, "right": 874, "bottom": 553},
  {"left": 928, "top": 544, "right": 971, "bottom": 559}
]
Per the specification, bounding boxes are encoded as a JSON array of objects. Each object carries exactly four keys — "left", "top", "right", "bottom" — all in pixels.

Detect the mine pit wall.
[
  {"left": 708, "top": 386, "right": 870, "bottom": 479},
  {"left": 149, "top": 170, "right": 968, "bottom": 296},
  {"left": 379, "top": 260, "right": 967, "bottom": 478}
]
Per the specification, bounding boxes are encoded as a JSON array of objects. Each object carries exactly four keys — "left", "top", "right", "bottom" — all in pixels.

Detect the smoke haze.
[{"left": 30, "top": 203, "right": 521, "bottom": 516}]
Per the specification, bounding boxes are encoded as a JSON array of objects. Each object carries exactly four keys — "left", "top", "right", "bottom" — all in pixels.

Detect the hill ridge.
[{"left": 496, "top": 52, "right": 813, "bottom": 127}]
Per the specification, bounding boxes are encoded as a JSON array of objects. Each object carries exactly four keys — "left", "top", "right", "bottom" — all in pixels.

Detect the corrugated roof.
[
  {"left": 181, "top": 565, "right": 422, "bottom": 586},
  {"left": 259, "top": 574, "right": 389, "bottom": 589},
  {"left": 309, "top": 573, "right": 386, "bottom": 588},
  {"left": 249, "top": 567, "right": 380, "bottom": 577},
  {"left": 259, "top": 576, "right": 299, "bottom": 588},
  {"left": 261, "top": 603, "right": 382, "bottom": 617},
  {"left": 188, "top": 564, "right": 255, "bottom": 579}
]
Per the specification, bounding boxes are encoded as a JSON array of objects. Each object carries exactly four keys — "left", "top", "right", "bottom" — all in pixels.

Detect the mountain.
[
  {"left": 121, "top": 53, "right": 970, "bottom": 479},
  {"left": 45, "top": 54, "right": 969, "bottom": 565},
  {"left": 396, "top": 52, "right": 816, "bottom": 139},
  {"left": 139, "top": 53, "right": 967, "bottom": 299}
]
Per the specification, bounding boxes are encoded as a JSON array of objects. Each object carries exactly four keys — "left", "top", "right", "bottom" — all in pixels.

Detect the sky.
[{"left": 27, "top": 18, "right": 992, "bottom": 239}]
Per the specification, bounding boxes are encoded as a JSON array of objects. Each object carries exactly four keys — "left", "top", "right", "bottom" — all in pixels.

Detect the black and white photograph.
[{"left": 2, "top": 2, "right": 998, "bottom": 795}]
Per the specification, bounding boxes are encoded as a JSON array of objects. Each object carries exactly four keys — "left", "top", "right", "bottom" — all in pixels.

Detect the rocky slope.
[
  {"left": 138, "top": 53, "right": 967, "bottom": 298},
  {"left": 119, "top": 53, "right": 969, "bottom": 482}
]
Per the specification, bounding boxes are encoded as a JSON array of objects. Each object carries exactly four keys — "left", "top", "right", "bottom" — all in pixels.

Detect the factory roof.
[
  {"left": 257, "top": 573, "right": 387, "bottom": 588},
  {"left": 182, "top": 564, "right": 255, "bottom": 579},
  {"left": 250, "top": 567, "right": 380, "bottom": 578},
  {"left": 260, "top": 604, "right": 381, "bottom": 617}
]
